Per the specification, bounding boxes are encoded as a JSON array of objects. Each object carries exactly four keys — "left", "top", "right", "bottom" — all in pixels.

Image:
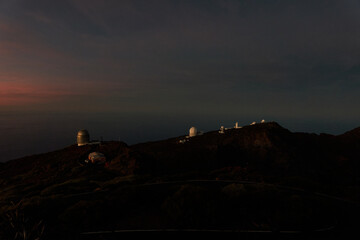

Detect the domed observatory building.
[
  {"left": 77, "top": 129, "right": 90, "bottom": 146},
  {"left": 189, "top": 126, "right": 197, "bottom": 137}
]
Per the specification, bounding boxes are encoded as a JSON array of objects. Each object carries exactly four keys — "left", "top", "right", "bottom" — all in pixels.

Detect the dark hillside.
[{"left": 0, "top": 122, "right": 359, "bottom": 239}]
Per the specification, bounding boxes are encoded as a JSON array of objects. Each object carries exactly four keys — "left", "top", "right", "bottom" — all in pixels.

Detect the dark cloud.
[{"left": 0, "top": 0, "right": 359, "bottom": 121}]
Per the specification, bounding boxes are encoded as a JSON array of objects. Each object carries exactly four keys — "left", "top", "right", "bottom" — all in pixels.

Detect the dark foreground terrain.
[{"left": 0, "top": 122, "right": 359, "bottom": 239}]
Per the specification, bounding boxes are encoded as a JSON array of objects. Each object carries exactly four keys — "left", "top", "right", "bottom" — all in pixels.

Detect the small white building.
[
  {"left": 179, "top": 138, "right": 190, "bottom": 144},
  {"left": 234, "top": 122, "right": 242, "bottom": 129},
  {"left": 261, "top": 119, "right": 266, "bottom": 123},
  {"left": 219, "top": 126, "right": 225, "bottom": 134},
  {"left": 250, "top": 121, "right": 256, "bottom": 125},
  {"left": 86, "top": 152, "right": 106, "bottom": 164}
]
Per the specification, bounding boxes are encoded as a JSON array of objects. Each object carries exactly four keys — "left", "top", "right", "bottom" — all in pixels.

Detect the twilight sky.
[{"left": 0, "top": 0, "right": 360, "bottom": 154}]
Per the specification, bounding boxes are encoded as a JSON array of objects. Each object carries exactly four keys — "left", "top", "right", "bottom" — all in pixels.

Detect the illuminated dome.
[
  {"left": 77, "top": 129, "right": 90, "bottom": 146},
  {"left": 189, "top": 126, "right": 197, "bottom": 137}
]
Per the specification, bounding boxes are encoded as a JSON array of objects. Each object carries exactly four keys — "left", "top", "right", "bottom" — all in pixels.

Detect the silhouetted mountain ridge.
[
  {"left": 1, "top": 121, "right": 359, "bottom": 186},
  {"left": 0, "top": 121, "right": 359, "bottom": 239}
]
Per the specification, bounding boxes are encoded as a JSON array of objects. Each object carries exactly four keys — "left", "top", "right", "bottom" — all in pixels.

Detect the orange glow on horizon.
[
  {"left": 0, "top": 81, "right": 74, "bottom": 106},
  {"left": 0, "top": 78, "right": 131, "bottom": 107}
]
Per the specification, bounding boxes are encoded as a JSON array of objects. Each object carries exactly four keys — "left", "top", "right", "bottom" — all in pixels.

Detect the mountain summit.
[{"left": 0, "top": 122, "right": 359, "bottom": 239}]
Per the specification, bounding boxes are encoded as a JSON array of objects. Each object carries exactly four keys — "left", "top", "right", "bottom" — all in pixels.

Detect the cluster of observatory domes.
[
  {"left": 177, "top": 120, "right": 266, "bottom": 143},
  {"left": 76, "top": 119, "right": 266, "bottom": 147}
]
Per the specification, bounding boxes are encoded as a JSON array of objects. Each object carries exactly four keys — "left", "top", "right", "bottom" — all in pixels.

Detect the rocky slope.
[{"left": 0, "top": 122, "right": 359, "bottom": 239}]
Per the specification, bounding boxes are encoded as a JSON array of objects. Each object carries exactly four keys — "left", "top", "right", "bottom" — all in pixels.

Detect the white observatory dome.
[
  {"left": 189, "top": 126, "right": 197, "bottom": 137},
  {"left": 77, "top": 129, "right": 90, "bottom": 146}
]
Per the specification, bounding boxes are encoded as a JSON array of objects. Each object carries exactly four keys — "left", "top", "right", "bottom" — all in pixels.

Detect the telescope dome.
[
  {"left": 189, "top": 127, "right": 197, "bottom": 137},
  {"left": 77, "top": 129, "right": 90, "bottom": 146}
]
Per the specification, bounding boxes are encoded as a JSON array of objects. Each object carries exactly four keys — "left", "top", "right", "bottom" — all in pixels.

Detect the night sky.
[{"left": 0, "top": 0, "right": 360, "bottom": 161}]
